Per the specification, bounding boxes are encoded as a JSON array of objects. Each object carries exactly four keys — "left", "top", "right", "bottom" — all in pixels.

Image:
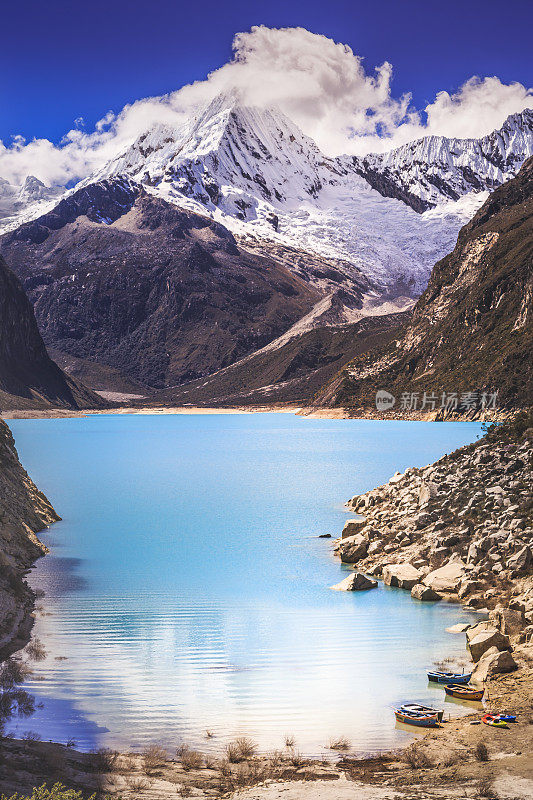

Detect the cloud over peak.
[{"left": 1, "top": 25, "right": 531, "bottom": 188}]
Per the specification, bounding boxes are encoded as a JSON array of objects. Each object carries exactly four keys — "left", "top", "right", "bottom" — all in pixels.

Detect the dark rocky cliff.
[{"left": 0, "top": 254, "right": 102, "bottom": 410}]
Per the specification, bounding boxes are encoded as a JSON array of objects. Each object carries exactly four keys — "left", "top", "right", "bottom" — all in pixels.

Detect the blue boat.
[
  {"left": 427, "top": 670, "right": 472, "bottom": 685},
  {"left": 395, "top": 708, "right": 439, "bottom": 728},
  {"left": 400, "top": 703, "right": 444, "bottom": 722}
]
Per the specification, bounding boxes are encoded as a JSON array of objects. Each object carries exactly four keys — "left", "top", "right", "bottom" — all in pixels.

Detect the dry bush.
[
  {"left": 180, "top": 747, "right": 204, "bottom": 771},
  {"left": 203, "top": 754, "right": 215, "bottom": 769},
  {"left": 477, "top": 776, "right": 499, "bottom": 799},
  {"left": 475, "top": 741, "right": 490, "bottom": 762},
  {"left": 284, "top": 735, "right": 295, "bottom": 748},
  {"left": 287, "top": 748, "right": 305, "bottom": 767},
  {"left": 224, "top": 736, "right": 257, "bottom": 762},
  {"left": 441, "top": 751, "right": 460, "bottom": 767},
  {"left": 22, "top": 730, "right": 41, "bottom": 742},
  {"left": 268, "top": 749, "right": 284, "bottom": 767},
  {"left": 142, "top": 744, "right": 167, "bottom": 773},
  {"left": 90, "top": 747, "right": 119, "bottom": 773},
  {"left": 402, "top": 744, "right": 432, "bottom": 769},
  {"left": 205, "top": 729, "right": 215, "bottom": 738},
  {"left": 235, "top": 736, "right": 257, "bottom": 759},
  {"left": 0, "top": 658, "right": 32, "bottom": 689},
  {"left": 218, "top": 759, "right": 232, "bottom": 777},
  {"left": 329, "top": 736, "right": 351, "bottom": 751},
  {"left": 126, "top": 775, "right": 151, "bottom": 790}
]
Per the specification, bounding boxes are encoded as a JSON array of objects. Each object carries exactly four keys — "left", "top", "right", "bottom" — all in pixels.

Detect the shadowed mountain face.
[
  {"left": 0, "top": 255, "right": 102, "bottom": 410},
  {"left": 1, "top": 182, "right": 320, "bottom": 390},
  {"left": 148, "top": 312, "right": 407, "bottom": 407},
  {"left": 315, "top": 157, "right": 533, "bottom": 413}
]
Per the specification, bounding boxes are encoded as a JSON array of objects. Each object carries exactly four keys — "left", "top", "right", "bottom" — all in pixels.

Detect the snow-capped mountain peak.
[{"left": 3, "top": 96, "right": 532, "bottom": 311}]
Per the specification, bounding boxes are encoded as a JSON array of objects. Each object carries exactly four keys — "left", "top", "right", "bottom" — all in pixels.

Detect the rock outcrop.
[
  {"left": 0, "top": 420, "right": 58, "bottom": 657},
  {"left": 334, "top": 412, "right": 532, "bottom": 618}
]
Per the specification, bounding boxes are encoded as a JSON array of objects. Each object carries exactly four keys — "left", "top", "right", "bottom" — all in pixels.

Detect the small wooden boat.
[
  {"left": 482, "top": 714, "right": 508, "bottom": 728},
  {"left": 400, "top": 703, "right": 444, "bottom": 722},
  {"left": 395, "top": 708, "right": 439, "bottom": 728},
  {"left": 427, "top": 670, "right": 472, "bottom": 685},
  {"left": 444, "top": 684, "right": 484, "bottom": 701}
]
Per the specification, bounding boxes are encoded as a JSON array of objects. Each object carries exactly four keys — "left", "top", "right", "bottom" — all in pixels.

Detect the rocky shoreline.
[
  {"left": 334, "top": 413, "right": 532, "bottom": 675},
  {"left": 0, "top": 419, "right": 59, "bottom": 660}
]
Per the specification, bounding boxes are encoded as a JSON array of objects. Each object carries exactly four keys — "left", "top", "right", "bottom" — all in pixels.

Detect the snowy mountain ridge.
[
  {"left": 351, "top": 108, "right": 533, "bottom": 210},
  {"left": 2, "top": 99, "right": 532, "bottom": 307}
]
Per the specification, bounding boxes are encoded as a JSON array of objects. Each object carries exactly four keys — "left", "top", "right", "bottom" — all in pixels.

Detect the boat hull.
[
  {"left": 444, "top": 685, "right": 484, "bottom": 701},
  {"left": 395, "top": 710, "right": 438, "bottom": 728},
  {"left": 427, "top": 672, "right": 472, "bottom": 684}
]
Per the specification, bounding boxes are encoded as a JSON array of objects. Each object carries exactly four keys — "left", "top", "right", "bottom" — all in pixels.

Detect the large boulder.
[
  {"left": 508, "top": 546, "right": 532, "bottom": 573},
  {"left": 489, "top": 607, "right": 525, "bottom": 636},
  {"left": 341, "top": 519, "right": 367, "bottom": 539},
  {"left": 411, "top": 583, "right": 441, "bottom": 601},
  {"left": 470, "top": 649, "right": 518, "bottom": 685},
  {"left": 423, "top": 560, "right": 465, "bottom": 593},
  {"left": 330, "top": 572, "right": 378, "bottom": 591},
  {"left": 468, "top": 628, "right": 511, "bottom": 662},
  {"left": 465, "top": 621, "right": 494, "bottom": 642},
  {"left": 337, "top": 533, "right": 369, "bottom": 564},
  {"left": 419, "top": 482, "right": 438, "bottom": 506},
  {"left": 383, "top": 563, "right": 422, "bottom": 590}
]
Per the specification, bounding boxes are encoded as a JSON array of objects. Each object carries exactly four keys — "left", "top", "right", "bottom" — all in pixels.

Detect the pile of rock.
[{"left": 333, "top": 423, "right": 532, "bottom": 619}]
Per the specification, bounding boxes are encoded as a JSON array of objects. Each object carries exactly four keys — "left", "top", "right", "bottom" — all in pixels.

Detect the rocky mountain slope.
[
  {"left": 0, "top": 181, "right": 322, "bottom": 390},
  {"left": 316, "top": 156, "right": 533, "bottom": 413},
  {"left": 0, "top": 254, "right": 102, "bottom": 410},
  {"left": 0, "top": 420, "right": 58, "bottom": 658},
  {"left": 150, "top": 311, "right": 406, "bottom": 407}
]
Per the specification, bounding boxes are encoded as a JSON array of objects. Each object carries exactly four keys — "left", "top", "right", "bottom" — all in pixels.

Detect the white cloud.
[{"left": 0, "top": 26, "right": 531, "bottom": 187}]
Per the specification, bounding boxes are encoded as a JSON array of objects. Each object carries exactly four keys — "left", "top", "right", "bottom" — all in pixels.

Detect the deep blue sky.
[{"left": 2, "top": 0, "right": 532, "bottom": 144}]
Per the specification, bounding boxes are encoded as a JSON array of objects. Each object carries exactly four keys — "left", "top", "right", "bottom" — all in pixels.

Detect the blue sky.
[{"left": 2, "top": 0, "right": 532, "bottom": 145}]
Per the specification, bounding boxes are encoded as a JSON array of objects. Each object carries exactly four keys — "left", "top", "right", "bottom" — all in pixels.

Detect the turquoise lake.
[{"left": 7, "top": 413, "right": 484, "bottom": 755}]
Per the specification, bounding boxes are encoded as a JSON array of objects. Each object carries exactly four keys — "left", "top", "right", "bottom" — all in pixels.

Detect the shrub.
[
  {"left": 477, "top": 776, "right": 499, "bottom": 799},
  {"left": 90, "top": 747, "right": 119, "bottom": 773},
  {"left": 284, "top": 735, "right": 295, "bottom": 748},
  {"left": 179, "top": 747, "right": 204, "bottom": 771},
  {"left": 475, "top": 741, "right": 490, "bottom": 762},
  {"left": 1, "top": 785, "right": 97, "bottom": 800},
  {"left": 402, "top": 744, "right": 432, "bottom": 769},
  {"left": 287, "top": 749, "right": 305, "bottom": 767},
  {"left": 224, "top": 737, "right": 257, "bottom": 762},
  {"left": 142, "top": 744, "right": 167, "bottom": 773},
  {"left": 329, "top": 736, "right": 350, "bottom": 751},
  {"left": 22, "top": 730, "right": 42, "bottom": 742},
  {"left": 25, "top": 639, "right": 47, "bottom": 662},
  {"left": 126, "top": 776, "right": 150, "bottom": 791}
]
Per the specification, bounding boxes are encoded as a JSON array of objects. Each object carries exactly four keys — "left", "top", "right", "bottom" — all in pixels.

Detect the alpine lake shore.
[{"left": 0, "top": 411, "right": 531, "bottom": 800}]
